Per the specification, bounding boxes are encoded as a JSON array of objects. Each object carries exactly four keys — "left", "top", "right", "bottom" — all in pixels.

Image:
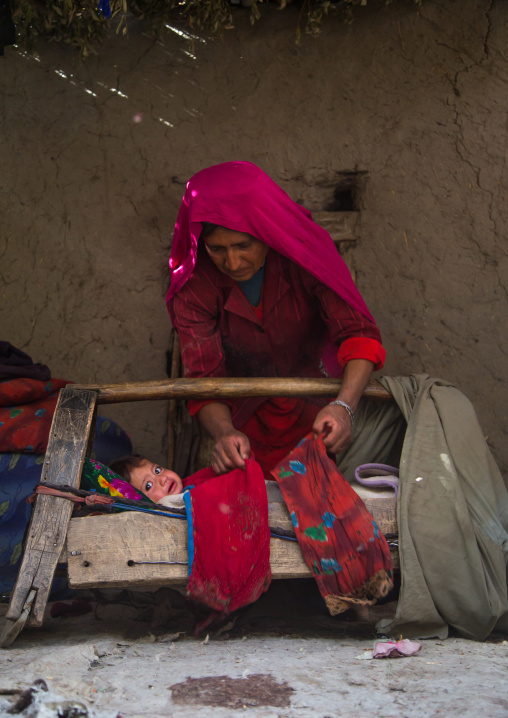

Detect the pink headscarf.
[{"left": 166, "top": 161, "right": 374, "bottom": 321}]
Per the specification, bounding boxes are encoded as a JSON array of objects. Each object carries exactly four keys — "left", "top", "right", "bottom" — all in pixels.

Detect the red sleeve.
[
  {"left": 337, "top": 337, "right": 386, "bottom": 371},
  {"left": 302, "top": 272, "right": 385, "bottom": 366}
]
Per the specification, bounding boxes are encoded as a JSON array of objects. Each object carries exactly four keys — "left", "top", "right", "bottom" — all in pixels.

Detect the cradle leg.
[
  {"left": 0, "top": 589, "right": 36, "bottom": 648},
  {"left": 3, "top": 387, "right": 97, "bottom": 642}
]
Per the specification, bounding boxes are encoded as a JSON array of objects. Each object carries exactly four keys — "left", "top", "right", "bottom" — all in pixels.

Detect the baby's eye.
[
  {"left": 145, "top": 481, "right": 153, "bottom": 491},
  {"left": 154, "top": 466, "right": 162, "bottom": 475}
]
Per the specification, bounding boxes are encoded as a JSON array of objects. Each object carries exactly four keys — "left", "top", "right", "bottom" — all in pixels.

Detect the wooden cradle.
[{"left": 0, "top": 378, "right": 397, "bottom": 647}]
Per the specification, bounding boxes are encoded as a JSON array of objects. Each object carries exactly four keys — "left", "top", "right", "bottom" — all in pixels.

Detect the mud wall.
[{"left": 1, "top": 0, "right": 506, "bottom": 475}]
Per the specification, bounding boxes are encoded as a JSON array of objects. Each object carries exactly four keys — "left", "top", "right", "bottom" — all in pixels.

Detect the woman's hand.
[
  {"left": 211, "top": 429, "right": 251, "bottom": 474},
  {"left": 198, "top": 401, "right": 251, "bottom": 474},
  {"left": 313, "top": 358, "right": 375, "bottom": 454},
  {"left": 313, "top": 404, "right": 353, "bottom": 454}
]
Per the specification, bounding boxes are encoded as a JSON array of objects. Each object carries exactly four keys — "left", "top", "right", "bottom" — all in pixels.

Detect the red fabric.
[
  {"left": 241, "top": 398, "right": 321, "bottom": 480},
  {"left": 337, "top": 337, "right": 386, "bottom": 371},
  {"left": 0, "top": 378, "right": 72, "bottom": 453},
  {"left": 252, "top": 294, "right": 263, "bottom": 323},
  {"left": 50, "top": 598, "right": 94, "bottom": 618},
  {"left": 166, "top": 161, "right": 375, "bottom": 322},
  {"left": 174, "top": 250, "right": 383, "bottom": 429},
  {"left": 186, "top": 396, "right": 321, "bottom": 481},
  {"left": 272, "top": 435, "right": 393, "bottom": 611},
  {"left": 182, "top": 459, "right": 271, "bottom": 620},
  {"left": 187, "top": 334, "right": 386, "bottom": 452},
  {"left": 168, "top": 162, "right": 385, "bottom": 467}
]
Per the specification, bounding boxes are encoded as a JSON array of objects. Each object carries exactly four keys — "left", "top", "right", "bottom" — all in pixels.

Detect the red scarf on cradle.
[
  {"left": 182, "top": 459, "right": 271, "bottom": 628},
  {"left": 272, "top": 435, "right": 393, "bottom": 613}
]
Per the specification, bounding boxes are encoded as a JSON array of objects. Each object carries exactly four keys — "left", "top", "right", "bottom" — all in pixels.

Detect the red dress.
[{"left": 171, "top": 248, "right": 385, "bottom": 477}]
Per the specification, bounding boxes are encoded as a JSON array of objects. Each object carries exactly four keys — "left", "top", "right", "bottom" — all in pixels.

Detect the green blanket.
[{"left": 336, "top": 374, "right": 508, "bottom": 640}]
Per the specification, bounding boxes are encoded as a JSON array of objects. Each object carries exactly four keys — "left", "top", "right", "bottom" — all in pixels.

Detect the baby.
[{"left": 109, "top": 454, "right": 184, "bottom": 507}]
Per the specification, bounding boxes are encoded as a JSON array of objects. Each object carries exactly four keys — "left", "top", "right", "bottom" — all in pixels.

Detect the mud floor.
[{"left": 1, "top": 581, "right": 507, "bottom": 718}]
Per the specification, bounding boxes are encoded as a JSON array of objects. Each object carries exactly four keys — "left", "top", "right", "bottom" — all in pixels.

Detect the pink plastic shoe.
[{"left": 373, "top": 638, "right": 422, "bottom": 658}]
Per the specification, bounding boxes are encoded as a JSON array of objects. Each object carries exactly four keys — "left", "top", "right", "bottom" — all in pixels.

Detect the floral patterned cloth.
[
  {"left": 80, "top": 457, "right": 147, "bottom": 503},
  {"left": 273, "top": 434, "right": 393, "bottom": 614},
  {"left": 0, "top": 377, "right": 71, "bottom": 454}
]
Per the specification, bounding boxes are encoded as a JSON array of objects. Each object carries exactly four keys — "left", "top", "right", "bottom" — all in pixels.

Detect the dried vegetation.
[{"left": 9, "top": 0, "right": 421, "bottom": 57}]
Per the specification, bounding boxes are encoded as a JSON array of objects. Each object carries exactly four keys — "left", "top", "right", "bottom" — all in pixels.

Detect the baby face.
[{"left": 129, "top": 460, "right": 183, "bottom": 502}]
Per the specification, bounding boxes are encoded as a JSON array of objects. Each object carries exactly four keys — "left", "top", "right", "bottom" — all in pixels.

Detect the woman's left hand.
[
  {"left": 313, "top": 358, "right": 374, "bottom": 454},
  {"left": 312, "top": 404, "right": 353, "bottom": 454}
]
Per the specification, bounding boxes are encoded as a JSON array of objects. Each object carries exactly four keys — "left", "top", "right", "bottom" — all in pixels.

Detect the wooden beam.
[
  {"left": 6, "top": 387, "right": 97, "bottom": 626},
  {"left": 67, "top": 513, "right": 313, "bottom": 587},
  {"left": 66, "top": 490, "right": 398, "bottom": 589},
  {"left": 71, "top": 377, "right": 392, "bottom": 405}
]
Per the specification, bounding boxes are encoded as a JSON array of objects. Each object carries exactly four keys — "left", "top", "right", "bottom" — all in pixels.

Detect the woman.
[
  {"left": 166, "top": 162, "right": 508, "bottom": 640},
  {"left": 166, "top": 161, "right": 385, "bottom": 478}
]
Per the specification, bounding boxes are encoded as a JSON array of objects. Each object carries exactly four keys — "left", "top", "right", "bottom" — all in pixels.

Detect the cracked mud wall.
[{"left": 1, "top": 0, "right": 507, "bottom": 475}]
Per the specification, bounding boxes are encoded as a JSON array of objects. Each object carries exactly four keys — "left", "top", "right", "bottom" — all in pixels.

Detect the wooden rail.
[{"left": 72, "top": 377, "right": 392, "bottom": 404}]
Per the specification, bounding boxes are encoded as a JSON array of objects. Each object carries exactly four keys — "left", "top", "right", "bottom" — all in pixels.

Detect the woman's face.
[
  {"left": 203, "top": 227, "right": 268, "bottom": 281},
  {"left": 129, "top": 460, "right": 183, "bottom": 502}
]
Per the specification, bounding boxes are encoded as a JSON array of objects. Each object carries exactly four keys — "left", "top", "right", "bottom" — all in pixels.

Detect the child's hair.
[{"left": 109, "top": 453, "right": 146, "bottom": 484}]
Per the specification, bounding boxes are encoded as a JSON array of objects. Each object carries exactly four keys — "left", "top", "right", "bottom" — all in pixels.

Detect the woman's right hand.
[
  {"left": 211, "top": 429, "right": 251, "bottom": 474},
  {"left": 198, "top": 402, "right": 251, "bottom": 474}
]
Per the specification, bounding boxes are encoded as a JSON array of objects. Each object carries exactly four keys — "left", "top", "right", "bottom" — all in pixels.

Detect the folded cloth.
[
  {"left": 354, "top": 463, "right": 399, "bottom": 498},
  {"left": 273, "top": 434, "right": 393, "bottom": 614},
  {"left": 0, "top": 342, "right": 51, "bottom": 381}
]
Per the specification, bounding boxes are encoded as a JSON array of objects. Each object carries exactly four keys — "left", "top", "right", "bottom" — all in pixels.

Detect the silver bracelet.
[{"left": 329, "top": 399, "right": 355, "bottom": 424}]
